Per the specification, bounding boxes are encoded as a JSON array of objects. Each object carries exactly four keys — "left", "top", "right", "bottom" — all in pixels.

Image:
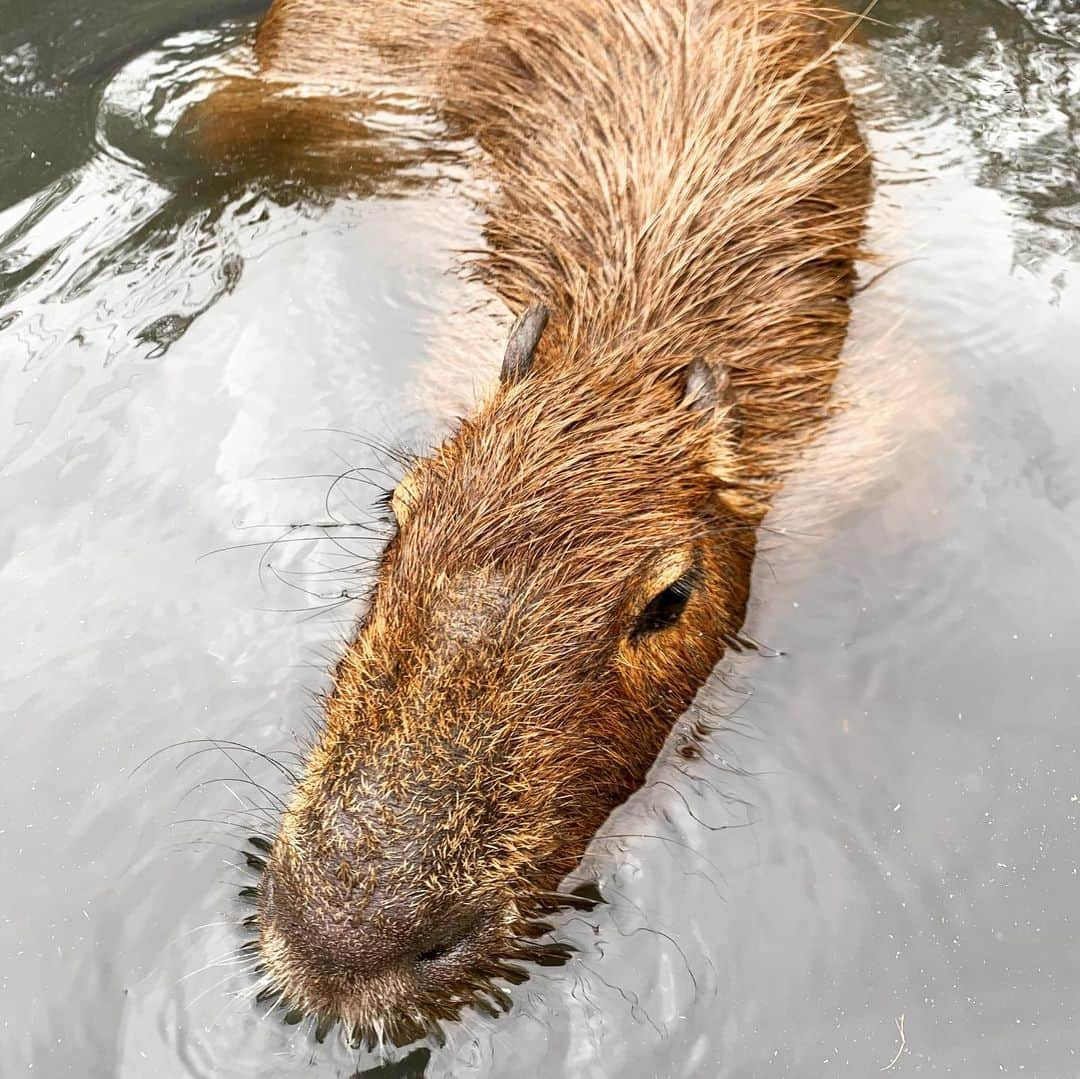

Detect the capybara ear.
[
  {"left": 683, "top": 358, "right": 753, "bottom": 508},
  {"left": 390, "top": 470, "right": 422, "bottom": 526},
  {"left": 682, "top": 357, "right": 731, "bottom": 418},
  {"left": 500, "top": 302, "right": 550, "bottom": 384}
]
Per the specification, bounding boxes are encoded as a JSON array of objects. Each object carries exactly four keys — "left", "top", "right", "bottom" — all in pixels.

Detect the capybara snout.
[{"left": 261, "top": 786, "right": 496, "bottom": 1004}]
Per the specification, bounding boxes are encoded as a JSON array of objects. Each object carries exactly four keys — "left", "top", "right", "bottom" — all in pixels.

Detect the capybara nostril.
[{"left": 414, "top": 916, "right": 483, "bottom": 967}]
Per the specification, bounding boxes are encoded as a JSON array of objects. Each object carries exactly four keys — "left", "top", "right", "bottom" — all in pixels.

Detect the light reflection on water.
[{"left": 0, "top": 3, "right": 1077, "bottom": 1077}]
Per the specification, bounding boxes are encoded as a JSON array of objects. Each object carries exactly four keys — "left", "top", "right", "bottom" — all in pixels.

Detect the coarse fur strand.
[{"left": 189, "top": 0, "right": 872, "bottom": 1047}]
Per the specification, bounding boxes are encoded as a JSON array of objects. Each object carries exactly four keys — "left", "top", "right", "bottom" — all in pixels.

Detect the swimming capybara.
[{"left": 195, "top": 0, "right": 871, "bottom": 1045}]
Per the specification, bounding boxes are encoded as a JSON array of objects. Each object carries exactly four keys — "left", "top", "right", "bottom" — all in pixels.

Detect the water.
[{"left": 1, "top": 1, "right": 1077, "bottom": 1075}]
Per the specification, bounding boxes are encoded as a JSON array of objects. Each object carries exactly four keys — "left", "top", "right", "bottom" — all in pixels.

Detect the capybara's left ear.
[
  {"left": 682, "top": 357, "right": 731, "bottom": 418},
  {"left": 682, "top": 358, "right": 740, "bottom": 449},
  {"left": 682, "top": 358, "right": 750, "bottom": 507},
  {"left": 500, "top": 302, "right": 550, "bottom": 384}
]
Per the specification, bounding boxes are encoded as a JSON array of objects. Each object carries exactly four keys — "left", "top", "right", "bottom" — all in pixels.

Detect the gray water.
[{"left": 1, "top": 1, "right": 1078, "bottom": 1076}]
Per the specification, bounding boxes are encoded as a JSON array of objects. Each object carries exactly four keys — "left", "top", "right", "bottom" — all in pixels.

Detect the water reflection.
[
  {"left": 849, "top": 0, "right": 1080, "bottom": 264},
  {"left": 0, "top": 20, "right": 467, "bottom": 372}
]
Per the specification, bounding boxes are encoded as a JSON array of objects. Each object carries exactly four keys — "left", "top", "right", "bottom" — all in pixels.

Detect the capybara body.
[{"left": 200, "top": 0, "right": 871, "bottom": 1044}]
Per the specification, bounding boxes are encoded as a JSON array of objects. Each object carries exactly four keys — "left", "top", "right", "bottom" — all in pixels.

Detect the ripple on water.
[
  {"left": 846, "top": 0, "right": 1080, "bottom": 263},
  {"left": 0, "top": 16, "right": 471, "bottom": 375}
]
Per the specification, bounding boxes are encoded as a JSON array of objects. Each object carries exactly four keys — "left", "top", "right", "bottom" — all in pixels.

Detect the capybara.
[{"left": 194, "top": 0, "right": 871, "bottom": 1046}]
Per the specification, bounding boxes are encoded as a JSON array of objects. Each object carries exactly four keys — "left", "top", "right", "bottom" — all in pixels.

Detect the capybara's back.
[{"left": 193, "top": 0, "right": 872, "bottom": 1046}]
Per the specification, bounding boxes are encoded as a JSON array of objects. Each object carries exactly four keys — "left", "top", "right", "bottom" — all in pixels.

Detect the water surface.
[{"left": 1, "top": 1, "right": 1078, "bottom": 1076}]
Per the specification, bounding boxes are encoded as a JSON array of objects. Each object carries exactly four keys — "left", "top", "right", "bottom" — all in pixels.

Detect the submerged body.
[{"left": 196, "top": 0, "right": 870, "bottom": 1044}]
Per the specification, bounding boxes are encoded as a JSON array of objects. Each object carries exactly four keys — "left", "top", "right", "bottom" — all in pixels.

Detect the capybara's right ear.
[
  {"left": 500, "top": 302, "right": 550, "bottom": 384},
  {"left": 390, "top": 470, "right": 422, "bottom": 526}
]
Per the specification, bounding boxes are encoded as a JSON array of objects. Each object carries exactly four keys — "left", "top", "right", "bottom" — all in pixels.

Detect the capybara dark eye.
[{"left": 634, "top": 572, "right": 696, "bottom": 636}]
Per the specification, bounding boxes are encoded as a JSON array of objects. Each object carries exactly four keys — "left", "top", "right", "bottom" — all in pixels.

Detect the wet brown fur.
[{"left": 193, "top": 0, "right": 872, "bottom": 1045}]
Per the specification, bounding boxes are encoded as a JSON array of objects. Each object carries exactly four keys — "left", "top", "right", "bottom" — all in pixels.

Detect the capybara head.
[{"left": 255, "top": 311, "right": 757, "bottom": 1043}]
